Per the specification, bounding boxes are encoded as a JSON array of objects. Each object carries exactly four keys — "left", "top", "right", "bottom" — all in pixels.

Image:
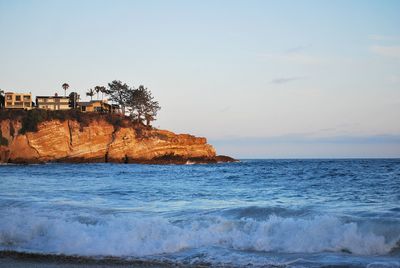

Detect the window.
[
  {"left": 23, "top": 96, "right": 30, "bottom": 101},
  {"left": 6, "top": 95, "right": 12, "bottom": 100},
  {"left": 6, "top": 102, "right": 12, "bottom": 106},
  {"left": 81, "top": 106, "right": 86, "bottom": 112},
  {"left": 24, "top": 102, "right": 30, "bottom": 107},
  {"left": 16, "top": 95, "right": 21, "bottom": 101}
]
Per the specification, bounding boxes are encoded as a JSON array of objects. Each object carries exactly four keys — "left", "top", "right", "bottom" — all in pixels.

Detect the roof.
[
  {"left": 77, "top": 100, "right": 111, "bottom": 106},
  {"left": 77, "top": 102, "right": 91, "bottom": 106},
  {"left": 36, "top": 96, "right": 69, "bottom": 99},
  {"left": 5, "top": 92, "right": 31, "bottom": 95}
]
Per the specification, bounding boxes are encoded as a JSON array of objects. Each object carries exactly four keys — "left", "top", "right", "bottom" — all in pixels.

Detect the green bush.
[
  {"left": 19, "top": 109, "right": 47, "bottom": 134},
  {"left": 0, "top": 129, "right": 8, "bottom": 146},
  {"left": 0, "top": 109, "right": 133, "bottom": 135},
  {"left": 9, "top": 121, "right": 15, "bottom": 137}
]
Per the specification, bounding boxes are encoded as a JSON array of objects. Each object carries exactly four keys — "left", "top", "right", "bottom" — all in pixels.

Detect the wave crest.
[{"left": 0, "top": 209, "right": 398, "bottom": 257}]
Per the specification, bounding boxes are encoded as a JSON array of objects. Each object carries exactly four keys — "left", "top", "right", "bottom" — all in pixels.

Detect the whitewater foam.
[{"left": 0, "top": 209, "right": 397, "bottom": 258}]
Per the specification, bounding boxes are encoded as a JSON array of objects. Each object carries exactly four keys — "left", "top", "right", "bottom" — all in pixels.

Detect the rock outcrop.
[{"left": 0, "top": 118, "right": 235, "bottom": 164}]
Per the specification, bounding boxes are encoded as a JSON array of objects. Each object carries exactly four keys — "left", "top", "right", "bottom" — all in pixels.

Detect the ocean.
[{"left": 0, "top": 159, "right": 399, "bottom": 267}]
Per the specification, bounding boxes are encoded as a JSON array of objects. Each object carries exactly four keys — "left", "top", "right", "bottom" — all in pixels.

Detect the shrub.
[
  {"left": 9, "top": 121, "right": 15, "bottom": 137},
  {"left": 0, "top": 109, "right": 137, "bottom": 135},
  {"left": 0, "top": 129, "right": 8, "bottom": 146},
  {"left": 19, "top": 109, "right": 47, "bottom": 134}
]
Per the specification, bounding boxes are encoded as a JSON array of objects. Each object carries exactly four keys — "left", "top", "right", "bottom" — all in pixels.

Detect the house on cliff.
[
  {"left": 77, "top": 100, "right": 120, "bottom": 113},
  {"left": 36, "top": 93, "right": 70, "bottom": 110},
  {"left": 2, "top": 91, "right": 120, "bottom": 114},
  {"left": 4, "top": 92, "right": 32, "bottom": 110}
]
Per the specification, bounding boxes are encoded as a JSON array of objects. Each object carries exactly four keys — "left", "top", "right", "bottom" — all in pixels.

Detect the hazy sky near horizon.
[{"left": 1, "top": 0, "right": 400, "bottom": 158}]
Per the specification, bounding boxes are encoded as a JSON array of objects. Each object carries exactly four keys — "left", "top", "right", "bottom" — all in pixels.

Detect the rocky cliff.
[{"left": 0, "top": 118, "right": 234, "bottom": 164}]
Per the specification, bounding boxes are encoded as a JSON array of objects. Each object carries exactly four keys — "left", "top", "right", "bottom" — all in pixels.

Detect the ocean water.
[{"left": 0, "top": 159, "right": 399, "bottom": 267}]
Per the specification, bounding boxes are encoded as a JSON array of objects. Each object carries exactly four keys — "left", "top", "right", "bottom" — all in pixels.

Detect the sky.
[{"left": 0, "top": 0, "right": 399, "bottom": 158}]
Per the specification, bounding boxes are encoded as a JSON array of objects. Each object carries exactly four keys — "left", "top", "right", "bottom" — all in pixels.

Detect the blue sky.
[{"left": 1, "top": 0, "right": 400, "bottom": 158}]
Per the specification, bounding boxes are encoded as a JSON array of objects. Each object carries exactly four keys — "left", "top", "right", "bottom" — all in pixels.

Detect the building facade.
[
  {"left": 4, "top": 92, "right": 32, "bottom": 110},
  {"left": 77, "top": 100, "right": 119, "bottom": 113},
  {"left": 36, "top": 94, "right": 70, "bottom": 110}
]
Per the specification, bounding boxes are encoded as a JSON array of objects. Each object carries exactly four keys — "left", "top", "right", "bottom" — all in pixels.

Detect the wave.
[
  {"left": 0, "top": 208, "right": 398, "bottom": 259},
  {"left": 218, "top": 205, "right": 314, "bottom": 219}
]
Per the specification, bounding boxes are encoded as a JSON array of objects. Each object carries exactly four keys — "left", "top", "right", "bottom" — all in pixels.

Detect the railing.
[{"left": 6, "top": 104, "right": 24, "bottom": 108}]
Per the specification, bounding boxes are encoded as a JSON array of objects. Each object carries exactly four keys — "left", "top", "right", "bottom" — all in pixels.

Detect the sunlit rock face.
[{"left": 0, "top": 119, "right": 234, "bottom": 164}]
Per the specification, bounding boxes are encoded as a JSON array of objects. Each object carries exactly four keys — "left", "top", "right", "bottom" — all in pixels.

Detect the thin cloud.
[
  {"left": 219, "top": 106, "right": 231, "bottom": 112},
  {"left": 285, "top": 44, "right": 312, "bottom": 54},
  {"left": 258, "top": 52, "right": 323, "bottom": 65},
  {"left": 388, "top": 75, "right": 400, "bottom": 83},
  {"left": 211, "top": 134, "right": 400, "bottom": 145},
  {"left": 257, "top": 44, "right": 323, "bottom": 65},
  {"left": 368, "top": 35, "right": 400, "bottom": 41},
  {"left": 370, "top": 45, "right": 400, "bottom": 59},
  {"left": 270, "top": 76, "right": 306, "bottom": 84},
  {"left": 318, "top": 127, "right": 337, "bottom": 132}
]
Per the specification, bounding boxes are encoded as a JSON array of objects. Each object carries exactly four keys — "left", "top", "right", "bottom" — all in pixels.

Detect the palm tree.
[
  {"left": 62, "top": 83, "right": 69, "bottom": 97},
  {"left": 94, "top": 86, "right": 100, "bottom": 100},
  {"left": 99, "top": 86, "right": 106, "bottom": 100},
  {"left": 94, "top": 86, "right": 106, "bottom": 100},
  {"left": 86, "top": 88, "right": 95, "bottom": 101}
]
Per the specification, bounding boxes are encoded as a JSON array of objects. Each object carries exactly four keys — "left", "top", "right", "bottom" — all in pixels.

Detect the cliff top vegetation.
[{"left": 0, "top": 109, "right": 146, "bottom": 135}]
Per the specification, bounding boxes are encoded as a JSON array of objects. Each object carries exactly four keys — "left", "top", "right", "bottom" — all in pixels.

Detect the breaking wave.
[{"left": 0, "top": 208, "right": 398, "bottom": 258}]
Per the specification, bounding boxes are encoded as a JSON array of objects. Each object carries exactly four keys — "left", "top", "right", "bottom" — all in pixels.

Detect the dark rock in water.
[{"left": 215, "top": 155, "right": 238, "bottom": 163}]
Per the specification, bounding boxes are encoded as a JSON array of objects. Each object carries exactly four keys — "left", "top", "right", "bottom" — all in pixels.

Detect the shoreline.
[
  {"left": 1, "top": 155, "right": 238, "bottom": 165},
  {"left": 0, "top": 251, "right": 205, "bottom": 268}
]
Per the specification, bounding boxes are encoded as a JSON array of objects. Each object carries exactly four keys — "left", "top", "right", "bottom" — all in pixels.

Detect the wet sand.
[{"left": 0, "top": 251, "right": 188, "bottom": 268}]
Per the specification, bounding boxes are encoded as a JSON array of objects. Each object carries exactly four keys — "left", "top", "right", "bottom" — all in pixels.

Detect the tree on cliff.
[
  {"left": 94, "top": 86, "right": 106, "bottom": 100},
  {"left": 126, "top": 85, "right": 160, "bottom": 126},
  {"left": 69, "top": 92, "right": 79, "bottom": 108},
  {"left": 100, "top": 86, "right": 107, "bottom": 100},
  {"left": 106, "top": 80, "right": 130, "bottom": 114},
  {"left": 103, "top": 81, "right": 161, "bottom": 125},
  {"left": 0, "top": 89, "right": 4, "bottom": 109},
  {"left": 62, "top": 83, "right": 69, "bottom": 97},
  {"left": 86, "top": 88, "right": 95, "bottom": 101},
  {"left": 144, "top": 101, "right": 160, "bottom": 126}
]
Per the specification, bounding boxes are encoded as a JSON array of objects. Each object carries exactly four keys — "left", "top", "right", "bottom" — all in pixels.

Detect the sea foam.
[{"left": 0, "top": 208, "right": 397, "bottom": 257}]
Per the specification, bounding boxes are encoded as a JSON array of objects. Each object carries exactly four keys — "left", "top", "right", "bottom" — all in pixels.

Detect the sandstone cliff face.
[{"left": 0, "top": 119, "right": 225, "bottom": 164}]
